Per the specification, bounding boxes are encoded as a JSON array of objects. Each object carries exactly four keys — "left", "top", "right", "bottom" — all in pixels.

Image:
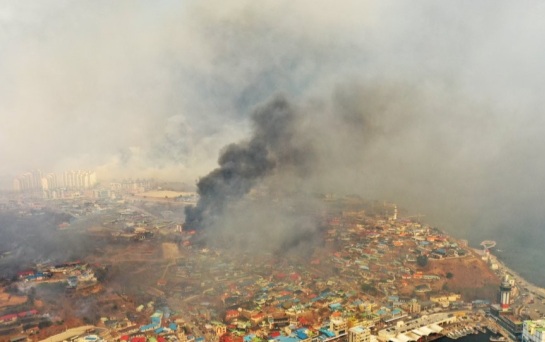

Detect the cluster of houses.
[
  {"left": 2, "top": 199, "right": 491, "bottom": 342},
  {"left": 101, "top": 207, "right": 482, "bottom": 342},
  {"left": 16, "top": 261, "right": 97, "bottom": 289},
  {"left": 324, "top": 210, "right": 469, "bottom": 294},
  {"left": 0, "top": 310, "right": 38, "bottom": 325}
]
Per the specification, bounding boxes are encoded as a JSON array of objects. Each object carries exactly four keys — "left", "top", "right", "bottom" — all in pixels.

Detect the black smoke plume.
[{"left": 184, "top": 95, "right": 311, "bottom": 230}]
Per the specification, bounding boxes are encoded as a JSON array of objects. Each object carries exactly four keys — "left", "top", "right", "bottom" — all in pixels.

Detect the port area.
[
  {"left": 442, "top": 324, "right": 485, "bottom": 340},
  {"left": 431, "top": 312, "right": 515, "bottom": 342}
]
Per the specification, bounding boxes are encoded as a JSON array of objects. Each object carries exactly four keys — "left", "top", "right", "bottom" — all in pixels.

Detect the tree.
[
  {"left": 361, "top": 283, "right": 378, "bottom": 296},
  {"left": 416, "top": 255, "right": 428, "bottom": 267},
  {"left": 28, "top": 287, "right": 37, "bottom": 305},
  {"left": 446, "top": 272, "right": 454, "bottom": 279},
  {"left": 38, "top": 320, "right": 52, "bottom": 329}
]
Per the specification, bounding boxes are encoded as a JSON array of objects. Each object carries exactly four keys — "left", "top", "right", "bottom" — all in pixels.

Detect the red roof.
[
  {"left": 220, "top": 334, "right": 243, "bottom": 342},
  {"left": 0, "top": 314, "right": 18, "bottom": 322},
  {"left": 225, "top": 310, "right": 240, "bottom": 321},
  {"left": 120, "top": 335, "right": 129, "bottom": 341},
  {"left": 130, "top": 337, "right": 146, "bottom": 342},
  {"left": 18, "top": 310, "right": 38, "bottom": 317}
]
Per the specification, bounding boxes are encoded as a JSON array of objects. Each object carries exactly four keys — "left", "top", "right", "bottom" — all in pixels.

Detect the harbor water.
[{"left": 438, "top": 330, "right": 496, "bottom": 342}]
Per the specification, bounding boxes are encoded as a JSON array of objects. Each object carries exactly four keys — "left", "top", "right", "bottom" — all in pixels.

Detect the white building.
[
  {"left": 378, "top": 313, "right": 452, "bottom": 342},
  {"left": 523, "top": 320, "right": 545, "bottom": 342},
  {"left": 14, "top": 169, "right": 97, "bottom": 192},
  {"left": 330, "top": 317, "right": 348, "bottom": 336},
  {"left": 349, "top": 326, "right": 371, "bottom": 342}
]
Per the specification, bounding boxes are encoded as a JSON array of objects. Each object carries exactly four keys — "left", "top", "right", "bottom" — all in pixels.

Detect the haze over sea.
[{"left": 441, "top": 213, "right": 545, "bottom": 288}]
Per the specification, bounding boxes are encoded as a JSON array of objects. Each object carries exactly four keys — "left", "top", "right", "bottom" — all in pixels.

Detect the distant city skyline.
[{"left": 13, "top": 169, "right": 97, "bottom": 193}]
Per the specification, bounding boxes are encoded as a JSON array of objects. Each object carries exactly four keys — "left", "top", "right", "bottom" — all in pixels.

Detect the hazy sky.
[
  {"left": 0, "top": 1, "right": 538, "bottom": 177},
  {"left": 3, "top": 1, "right": 545, "bottom": 250},
  {"left": 2, "top": 1, "right": 544, "bottom": 179}
]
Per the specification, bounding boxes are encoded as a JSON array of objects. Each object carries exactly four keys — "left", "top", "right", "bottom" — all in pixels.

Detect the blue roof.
[
  {"left": 329, "top": 303, "right": 342, "bottom": 310},
  {"left": 273, "top": 336, "right": 299, "bottom": 342},
  {"left": 320, "top": 329, "right": 335, "bottom": 338},
  {"left": 296, "top": 331, "right": 309, "bottom": 339},
  {"left": 140, "top": 323, "right": 159, "bottom": 332},
  {"left": 169, "top": 323, "right": 178, "bottom": 331},
  {"left": 244, "top": 334, "right": 256, "bottom": 342}
]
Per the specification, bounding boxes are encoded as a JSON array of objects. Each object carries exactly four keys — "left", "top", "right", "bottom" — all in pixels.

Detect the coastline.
[
  {"left": 469, "top": 243, "right": 545, "bottom": 298},
  {"left": 487, "top": 252, "right": 545, "bottom": 299}
]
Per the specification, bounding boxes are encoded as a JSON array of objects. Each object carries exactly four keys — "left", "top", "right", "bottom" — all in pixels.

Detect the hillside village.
[{"left": 0, "top": 194, "right": 502, "bottom": 342}]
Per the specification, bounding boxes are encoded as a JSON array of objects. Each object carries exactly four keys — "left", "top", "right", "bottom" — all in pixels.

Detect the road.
[{"left": 489, "top": 253, "right": 545, "bottom": 322}]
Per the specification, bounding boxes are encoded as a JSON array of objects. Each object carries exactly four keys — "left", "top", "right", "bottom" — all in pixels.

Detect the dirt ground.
[
  {"left": 162, "top": 242, "right": 180, "bottom": 259},
  {"left": 33, "top": 318, "right": 88, "bottom": 341},
  {"left": 0, "top": 288, "right": 27, "bottom": 309},
  {"left": 399, "top": 254, "right": 501, "bottom": 301}
]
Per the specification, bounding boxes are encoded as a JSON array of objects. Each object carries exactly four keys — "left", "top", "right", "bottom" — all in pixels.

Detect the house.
[
  {"left": 0, "top": 314, "right": 18, "bottom": 324},
  {"left": 226, "top": 310, "right": 240, "bottom": 321}
]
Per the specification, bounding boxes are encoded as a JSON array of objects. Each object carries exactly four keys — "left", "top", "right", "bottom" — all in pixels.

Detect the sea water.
[{"left": 438, "top": 330, "right": 494, "bottom": 342}]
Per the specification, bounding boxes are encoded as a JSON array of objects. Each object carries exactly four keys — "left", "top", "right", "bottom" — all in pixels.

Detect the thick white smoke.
[{"left": 3, "top": 1, "right": 545, "bottom": 277}]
